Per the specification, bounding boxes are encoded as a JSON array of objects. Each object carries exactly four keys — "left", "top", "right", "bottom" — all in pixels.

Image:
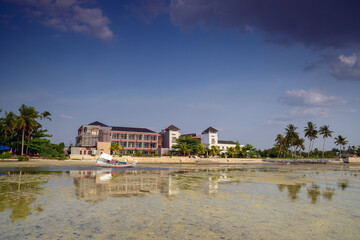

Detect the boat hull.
[{"left": 96, "top": 162, "right": 136, "bottom": 168}]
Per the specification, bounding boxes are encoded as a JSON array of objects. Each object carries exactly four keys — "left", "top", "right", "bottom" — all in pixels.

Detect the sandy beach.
[{"left": 0, "top": 157, "right": 267, "bottom": 168}]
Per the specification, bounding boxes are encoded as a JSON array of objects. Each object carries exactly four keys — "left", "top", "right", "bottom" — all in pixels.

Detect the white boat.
[{"left": 96, "top": 153, "right": 137, "bottom": 168}]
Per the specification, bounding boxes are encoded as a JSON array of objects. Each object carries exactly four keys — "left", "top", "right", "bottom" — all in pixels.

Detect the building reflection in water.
[
  {"left": 68, "top": 169, "right": 235, "bottom": 202},
  {"left": 68, "top": 168, "right": 352, "bottom": 204}
]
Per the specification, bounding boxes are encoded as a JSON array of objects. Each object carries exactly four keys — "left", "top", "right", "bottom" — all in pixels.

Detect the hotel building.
[
  {"left": 72, "top": 121, "right": 240, "bottom": 156},
  {"left": 72, "top": 121, "right": 159, "bottom": 155}
]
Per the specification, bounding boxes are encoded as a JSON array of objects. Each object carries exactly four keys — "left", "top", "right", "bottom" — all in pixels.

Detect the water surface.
[{"left": 0, "top": 164, "right": 359, "bottom": 239}]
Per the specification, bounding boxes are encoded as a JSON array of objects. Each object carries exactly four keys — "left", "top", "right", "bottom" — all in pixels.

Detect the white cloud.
[
  {"left": 339, "top": 54, "right": 357, "bottom": 67},
  {"left": 278, "top": 89, "right": 346, "bottom": 118},
  {"left": 289, "top": 107, "right": 330, "bottom": 118},
  {"left": 8, "top": 0, "right": 113, "bottom": 41},
  {"left": 59, "top": 114, "right": 74, "bottom": 119},
  {"left": 278, "top": 89, "right": 345, "bottom": 107},
  {"left": 329, "top": 52, "right": 360, "bottom": 80},
  {"left": 262, "top": 119, "right": 288, "bottom": 126}
]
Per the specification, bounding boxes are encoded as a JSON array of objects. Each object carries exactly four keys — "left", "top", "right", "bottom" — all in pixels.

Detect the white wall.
[{"left": 200, "top": 132, "right": 218, "bottom": 147}]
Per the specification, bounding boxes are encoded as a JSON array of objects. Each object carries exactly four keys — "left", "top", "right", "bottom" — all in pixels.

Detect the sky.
[{"left": 0, "top": 0, "right": 360, "bottom": 150}]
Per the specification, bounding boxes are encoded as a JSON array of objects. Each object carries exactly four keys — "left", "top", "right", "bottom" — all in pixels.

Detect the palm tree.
[
  {"left": 40, "top": 111, "right": 52, "bottom": 129},
  {"left": 178, "top": 142, "right": 190, "bottom": 156},
  {"left": 195, "top": 144, "right": 206, "bottom": 156},
  {"left": 319, "top": 125, "right": 333, "bottom": 158},
  {"left": 110, "top": 142, "right": 122, "bottom": 155},
  {"left": 15, "top": 105, "right": 39, "bottom": 156},
  {"left": 235, "top": 141, "right": 242, "bottom": 157},
  {"left": 304, "top": 122, "right": 318, "bottom": 157},
  {"left": 295, "top": 138, "right": 305, "bottom": 158},
  {"left": 275, "top": 134, "right": 284, "bottom": 158},
  {"left": 334, "top": 135, "right": 348, "bottom": 158},
  {"left": 227, "top": 147, "right": 236, "bottom": 158},
  {"left": 285, "top": 124, "right": 299, "bottom": 158},
  {"left": 210, "top": 145, "right": 220, "bottom": 157}
]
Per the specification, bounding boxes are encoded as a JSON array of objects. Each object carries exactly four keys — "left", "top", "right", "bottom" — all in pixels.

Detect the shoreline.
[{"left": 0, "top": 157, "right": 355, "bottom": 168}]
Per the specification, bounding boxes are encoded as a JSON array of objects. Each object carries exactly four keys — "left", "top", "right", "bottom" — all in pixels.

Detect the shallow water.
[{"left": 0, "top": 164, "right": 359, "bottom": 239}]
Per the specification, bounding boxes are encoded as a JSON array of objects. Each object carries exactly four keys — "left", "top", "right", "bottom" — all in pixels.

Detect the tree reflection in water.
[
  {"left": 337, "top": 180, "right": 349, "bottom": 191},
  {"left": 322, "top": 187, "right": 335, "bottom": 201},
  {"left": 277, "top": 184, "right": 302, "bottom": 201},
  {"left": 307, "top": 183, "right": 321, "bottom": 204},
  {"left": 0, "top": 171, "right": 50, "bottom": 223}
]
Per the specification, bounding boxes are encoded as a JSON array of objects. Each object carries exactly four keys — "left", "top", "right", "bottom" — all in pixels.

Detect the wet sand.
[
  {"left": 0, "top": 158, "right": 266, "bottom": 168},
  {"left": 0, "top": 157, "right": 353, "bottom": 168}
]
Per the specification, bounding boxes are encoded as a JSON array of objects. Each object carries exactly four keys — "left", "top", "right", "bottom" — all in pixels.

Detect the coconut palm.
[
  {"left": 275, "top": 134, "right": 284, "bottom": 158},
  {"left": 334, "top": 135, "right": 348, "bottom": 158},
  {"left": 40, "top": 111, "right": 52, "bottom": 129},
  {"left": 15, "top": 105, "right": 39, "bottom": 156},
  {"left": 227, "top": 147, "right": 236, "bottom": 158},
  {"left": 319, "top": 125, "right": 333, "bottom": 158},
  {"left": 177, "top": 142, "right": 191, "bottom": 156},
  {"left": 235, "top": 141, "right": 242, "bottom": 157},
  {"left": 210, "top": 145, "right": 220, "bottom": 157},
  {"left": 304, "top": 122, "right": 318, "bottom": 157},
  {"left": 295, "top": 138, "right": 305, "bottom": 158},
  {"left": 195, "top": 144, "right": 206, "bottom": 156},
  {"left": 110, "top": 142, "right": 122, "bottom": 155},
  {"left": 285, "top": 124, "right": 299, "bottom": 158}
]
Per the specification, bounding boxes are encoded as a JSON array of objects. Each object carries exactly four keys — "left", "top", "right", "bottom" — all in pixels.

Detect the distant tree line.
[
  {"left": 171, "top": 135, "right": 259, "bottom": 158},
  {"left": 260, "top": 122, "right": 359, "bottom": 158},
  {"left": 0, "top": 105, "right": 66, "bottom": 159}
]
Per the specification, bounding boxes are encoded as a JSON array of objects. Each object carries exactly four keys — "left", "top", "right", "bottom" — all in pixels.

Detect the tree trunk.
[
  {"left": 21, "top": 127, "right": 25, "bottom": 156},
  {"left": 278, "top": 144, "right": 282, "bottom": 158},
  {"left": 308, "top": 140, "right": 311, "bottom": 157},
  {"left": 322, "top": 138, "right": 326, "bottom": 158},
  {"left": 339, "top": 144, "right": 342, "bottom": 158}
]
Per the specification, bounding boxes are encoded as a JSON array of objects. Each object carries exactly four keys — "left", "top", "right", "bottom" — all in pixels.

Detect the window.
[
  {"left": 151, "top": 135, "right": 157, "bottom": 141},
  {"left": 143, "top": 142, "right": 149, "bottom": 148},
  {"left": 144, "top": 135, "right": 149, "bottom": 140},
  {"left": 136, "top": 135, "right": 142, "bottom": 140},
  {"left": 211, "top": 138, "right": 215, "bottom": 144},
  {"left": 150, "top": 143, "right": 157, "bottom": 148},
  {"left": 120, "top": 141, "right": 127, "bottom": 147},
  {"left": 128, "top": 142, "right": 135, "bottom": 148},
  {"left": 120, "top": 134, "right": 127, "bottom": 139},
  {"left": 129, "top": 134, "right": 135, "bottom": 140},
  {"left": 171, "top": 137, "right": 177, "bottom": 143},
  {"left": 91, "top": 128, "right": 99, "bottom": 136},
  {"left": 112, "top": 133, "right": 119, "bottom": 139},
  {"left": 136, "top": 142, "right": 142, "bottom": 148}
]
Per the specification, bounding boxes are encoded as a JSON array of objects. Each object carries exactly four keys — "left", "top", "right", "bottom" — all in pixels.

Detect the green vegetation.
[
  {"left": 265, "top": 122, "right": 359, "bottom": 159},
  {"left": 319, "top": 125, "right": 333, "bottom": 158},
  {"left": 0, "top": 105, "right": 65, "bottom": 160},
  {"left": 18, "top": 156, "right": 29, "bottom": 161},
  {"left": 172, "top": 136, "right": 204, "bottom": 156},
  {"left": 334, "top": 135, "right": 348, "bottom": 158},
  {"left": 110, "top": 142, "right": 123, "bottom": 155},
  {"left": 0, "top": 152, "right": 12, "bottom": 159}
]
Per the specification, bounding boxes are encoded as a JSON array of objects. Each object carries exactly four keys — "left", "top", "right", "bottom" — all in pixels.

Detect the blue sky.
[{"left": 0, "top": 0, "right": 359, "bottom": 150}]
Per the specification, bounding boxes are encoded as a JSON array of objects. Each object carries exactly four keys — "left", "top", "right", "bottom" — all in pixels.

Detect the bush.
[
  {"left": 58, "top": 154, "right": 67, "bottom": 160},
  {"left": 18, "top": 156, "right": 29, "bottom": 161},
  {"left": 0, "top": 152, "right": 12, "bottom": 159}
]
